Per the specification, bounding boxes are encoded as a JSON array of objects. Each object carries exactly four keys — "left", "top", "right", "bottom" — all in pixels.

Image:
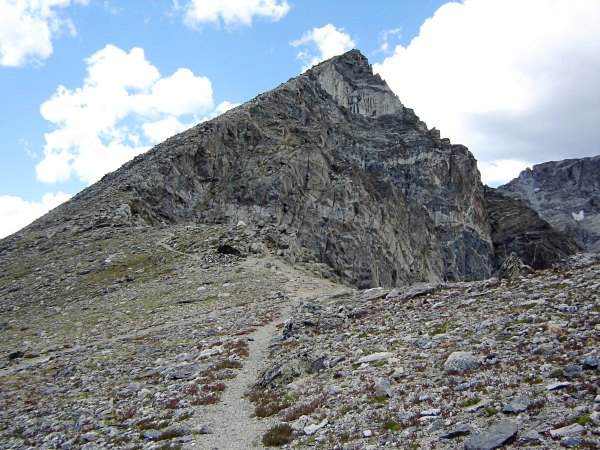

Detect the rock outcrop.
[
  {"left": 499, "top": 155, "right": 600, "bottom": 252},
  {"left": 17, "top": 50, "right": 494, "bottom": 288},
  {"left": 484, "top": 186, "right": 581, "bottom": 271}
]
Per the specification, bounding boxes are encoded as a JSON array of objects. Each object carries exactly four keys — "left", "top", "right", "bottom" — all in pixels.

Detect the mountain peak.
[{"left": 307, "top": 49, "right": 404, "bottom": 118}]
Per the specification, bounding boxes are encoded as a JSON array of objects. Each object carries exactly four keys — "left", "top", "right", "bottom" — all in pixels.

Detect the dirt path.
[
  {"left": 179, "top": 250, "right": 346, "bottom": 449},
  {"left": 184, "top": 300, "right": 292, "bottom": 449}
]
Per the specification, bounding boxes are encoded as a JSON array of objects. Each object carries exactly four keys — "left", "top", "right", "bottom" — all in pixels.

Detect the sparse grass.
[
  {"left": 282, "top": 396, "right": 326, "bottom": 422},
  {"left": 572, "top": 415, "right": 592, "bottom": 425},
  {"left": 165, "top": 398, "right": 183, "bottom": 409},
  {"left": 524, "top": 374, "right": 543, "bottom": 384},
  {"left": 383, "top": 420, "right": 402, "bottom": 432},
  {"left": 190, "top": 393, "right": 221, "bottom": 406},
  {"left": 137, "top": 418, "right": 170, "bottom": 430},
  {"left": 369, "top": 395, "right": 389, "bottom": 404},
  {"left": 262, "top": 424, "right": 293, "bottom": 447},
  {"left": 212, "top": 359, "right": 243, "bottom": 371},
  {"left": 201, "top": 382, "right": 226, "bottom": 393},
  {"left": 460, "top": 397, "right": 481, "bottom": 408},
  {"left": 338, "top": 406, "right": 352, "bottom": 416},
  {"left": 485, "top": 406, "right": 498, "bottom": 416},
  {"left": 247, "top": 388, "right": 293, "bottom": 418}
]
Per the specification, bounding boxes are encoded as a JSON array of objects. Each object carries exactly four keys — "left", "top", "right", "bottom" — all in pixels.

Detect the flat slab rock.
[{"left": 464, "top": 419, "right": 518, "bottom": 450}]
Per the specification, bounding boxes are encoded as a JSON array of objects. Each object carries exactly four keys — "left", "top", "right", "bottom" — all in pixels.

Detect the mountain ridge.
[{"left": 1, "top": 50, "right": 598, "bottom": 449}]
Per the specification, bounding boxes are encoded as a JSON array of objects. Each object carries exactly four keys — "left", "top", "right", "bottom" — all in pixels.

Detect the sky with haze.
[{"left": 1, "top": 0, "right": 599, "bottom": 238}]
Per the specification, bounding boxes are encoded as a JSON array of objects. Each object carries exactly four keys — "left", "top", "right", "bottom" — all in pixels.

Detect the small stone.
[
  {"left": 81, "top": 431, "right": 99, "bottom": 442},
  {"left": 441, "top": 424, "right": 472, "bottom": 439},
  {"left": 291, "top": 415, "right": 314, "bottom": 432},
  {"left": 581, "top": 354, "right": 598, "bottom": 369},
  {"left": 555, "top": 304, "right": 577, "bottom": 313},
  {"left": 249, "top": 242, "right": 264, "bottom": 254},
  {"left": 549, "top": 423, "right": 584, "bottom": 438},
  {"left": 304, "top": 419, "right": 327, "bottom": 436},
  {"left": 502, "top": 396, "right": 530, "bottom": 414},
  {"left": 363, "top": 429, "right": 373, "bottom": 438},
  {"left": 355, "top": 287, "right": 388, "bottom": 301},
  {"left": 463, "top": 419, "right": 518, "bottom": 450},
  {"left": 420, "top": 408, "right": 441, "bottom": 416},
  {"left": 444, "top": 351, "right": 481, "bottom": 373},
  {"left": 546, "top": 381, "right": 572, "bottom": 391},
  {"left": 563, "top": 364, "right": 582, "bottom": 379},
  {"left": 560, "top": 437, "right": 583, "bottom": 448},
  {"left": 195, "top": 424, "right": 212, "bottom": 434},
  {"left": 375, "top": 377, "right": 391, "bottom": 397},
  {"left": 398, "top": 283, "right": 437, "bottom": 300},
  {"left": 143, "top": 429, "right": 161, "bottom": 440},
  {"left": 7, "top": 351, "right": 24, "bottom": 360},
  {"left": 356, "top": 352, "right": 394, "bottom": 364},
  {"left": 521, "top": 430, "right": 544, "bottom": 443},
  {"left": 391, "top": 367, "right": 406, "bottom": 379},
  {"left": 426, "top": 419, "right": 445, "bottom": 433}
]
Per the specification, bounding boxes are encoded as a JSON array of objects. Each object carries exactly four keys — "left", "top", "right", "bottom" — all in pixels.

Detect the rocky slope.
[
  {"left": 0, "top": 50, "right": 595, "bottom": 449},
  {"left": 499, "top": 155, "right": 600, "bottom": 253},
  {"left": 483, "top": 187, "right": 581, "bottom": 271},
  {"left": 15, "top": 50, "right": 496, "bottom": 289},
  {"left": 0, "top": 223, "right": 598, "bottom": 449}
]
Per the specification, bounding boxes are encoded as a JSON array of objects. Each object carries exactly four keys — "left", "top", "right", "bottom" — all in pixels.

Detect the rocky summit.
[{"left": 0, "top": 50, "right": 599, "bottom": 449}]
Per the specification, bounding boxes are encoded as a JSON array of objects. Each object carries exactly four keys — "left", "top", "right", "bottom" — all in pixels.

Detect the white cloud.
[
  {"left": 377, "top": 27, "right": 402, "bottom": 54},
  {"left": 291, "top": 24, "right": 356, "bottom": 71},
  {"left": 179, "top": 0, "right": 290, "bottom": 29},
  {"left": 0, "top": 0, "right": 87, "bottom": 67},
  {"left": 477, "top": 159, "right": 532, "bottom": 188},
  {"left": 37, "top": 44, "right": 220, "bottom": 185},
  {"left": 374, "top": 0, "right": 600, "bottom": 186},
  {"left": 0, "top": 191, "right": 71, "bottom": 238}
]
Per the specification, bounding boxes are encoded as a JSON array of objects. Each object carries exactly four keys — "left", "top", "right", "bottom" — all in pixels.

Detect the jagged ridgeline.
[{"left": 11, "top": 50, "right": 576, "bottom": 288}]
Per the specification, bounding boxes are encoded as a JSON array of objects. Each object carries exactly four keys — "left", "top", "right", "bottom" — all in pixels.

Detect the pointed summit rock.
[
  {"left": 5, "top": 50, "right": 498, "bottom": 288},
  {"left": 310, "top": 49, "right": 404, "bottom": 118}
]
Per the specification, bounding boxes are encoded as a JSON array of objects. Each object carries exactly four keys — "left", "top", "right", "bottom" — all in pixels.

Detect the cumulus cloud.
[
  {"left": 291, "top": 24, "right": 356, "bottom": 71},
  {"left": 0, "top": 191, "right": 71, "bottom": 238},
  {"left": 37, "top": 44, "right": 219, "bottom": 185},
  {"left": 374, "top": 0, "right": 600, "bottom": 185},
  {"left": 179, "top": 0, "right": 290, "bottom": 29},
  {"left": 377, "top": 27, "right": 402, "bottom": 54},
  {"left": 0, "top": 0, "right": 87, "bottom": 67}
]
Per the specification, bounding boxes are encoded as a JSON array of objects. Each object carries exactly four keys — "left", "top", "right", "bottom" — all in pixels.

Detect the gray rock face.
[
  {"left": 499, "top": 155, "right": 600, "bottom": 252},
  {"left": 463, "top": 420, "right": 518, "bottom": 450},
  {"left": 484, "top": 187, "right": 581, "bottom": 271},
  {"left": 444, "top": 351, "right": 480, "bottom": 373},
  {"left": 20, "top": 50, "right": 493, "bottom": 288}
]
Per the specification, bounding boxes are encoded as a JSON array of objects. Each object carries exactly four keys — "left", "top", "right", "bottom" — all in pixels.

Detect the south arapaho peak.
[{"left": 3, "top": 50, "right": 578, "bottom": 288}]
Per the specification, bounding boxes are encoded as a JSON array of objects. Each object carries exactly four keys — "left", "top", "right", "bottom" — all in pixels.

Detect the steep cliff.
[
  {"left": 499, "top": 155, "right": 600, "bottom": 252},
  {"left": 483, "top": 186, "right": 581, "bottom": 271},
  {"left": 17, "top": 50, "right": 494, "bottom": 288}
]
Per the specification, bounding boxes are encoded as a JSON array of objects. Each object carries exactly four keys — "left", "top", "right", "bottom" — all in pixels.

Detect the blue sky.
[{"left": 1, "top": 0, "right": 599, "bottom": 238}]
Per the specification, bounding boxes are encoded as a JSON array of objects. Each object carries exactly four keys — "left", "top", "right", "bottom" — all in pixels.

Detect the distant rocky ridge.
[
  {"left": 499, "top": 156, "right": 600, "bottom": 253},
  {"left": 483, "top": 187, "right": 581, "bottom": 271},
  {"left": 7, "top": 50, "right": 581, "bottom": 288}
]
